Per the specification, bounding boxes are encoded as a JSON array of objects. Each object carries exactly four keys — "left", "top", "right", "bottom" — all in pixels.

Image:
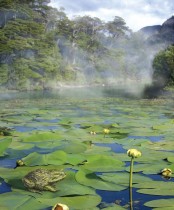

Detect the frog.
[{"left": 22, "top": 168, "right": 66, "bottom": 193}]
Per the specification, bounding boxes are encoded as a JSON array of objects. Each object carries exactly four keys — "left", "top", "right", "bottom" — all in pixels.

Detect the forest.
[{"left": 0, "top": 0, "right": 173, "bottom": 90}]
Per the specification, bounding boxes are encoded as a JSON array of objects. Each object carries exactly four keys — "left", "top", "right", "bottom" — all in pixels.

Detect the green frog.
[{"left": 22, "top": 168, "right": 66, "bottom": 192}]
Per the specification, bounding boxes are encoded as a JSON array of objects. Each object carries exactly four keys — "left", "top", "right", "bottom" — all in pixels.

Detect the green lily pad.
[
  {"left": 58, "top": 141, "right": 87, "bottom": 154},
  {"left": 66, "top": 153, "right": 87, "bottom": 165},
  {"left": 134, "top": 181, "right": 174, "bottom": 196},
  {"left": 54, "top": 171, "right": 96, "bottom": 196},
  {"left": 166, "top": 156, "right": 174, "bottom": 163},
  {"left": 81, "top": 154, "right": 124, "bottom": 172},
  {"left": 144, "top": 198, "right": 174, "bottom": 208},
  {"left": 75, "top": 169, "right": 127, "bottom": 191},
  {"left": 152, "top": 121, "right": 174, "bottom": 132},
  {"left": 22, "top": 150, "right": 67, "bottom": 166},
  {"left": 22, "top": 131, "right": 63, "bottom": 142},
  {"left": 99, "top": 172, "right": 152, "bottom": 186},
  {"left": 9, "top": 141, "right": 34, "bottom": 150},
  {"left": 38, "top": 194, "right": 102, "bottom": 210},
  {"left": 0, "top": 192, "right": 49, "bottom": 210},
  {"left": 0, "top": 137, "right": 12, "bottom": 156}
]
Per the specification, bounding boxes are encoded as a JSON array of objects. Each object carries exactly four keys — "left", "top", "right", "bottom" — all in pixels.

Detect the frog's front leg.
[
  {"left": 28, "top": 188, "right": 42, "bottom": 194},
  {"left": 44, "top": 185, "right": 57, "bottom": 192}
]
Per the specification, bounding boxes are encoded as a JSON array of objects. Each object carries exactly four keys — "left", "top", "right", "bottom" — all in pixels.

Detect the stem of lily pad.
[{"left": 129, "top": 157, "right": 134, "bottom": 188}]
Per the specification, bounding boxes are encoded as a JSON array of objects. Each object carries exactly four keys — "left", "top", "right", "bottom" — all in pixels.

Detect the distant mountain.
[
  {"left": 139, "top": 25, "right": 161, "bottom": 38},
  {"left": 138, "top": 16, "right": 174, "bottom": 44}
]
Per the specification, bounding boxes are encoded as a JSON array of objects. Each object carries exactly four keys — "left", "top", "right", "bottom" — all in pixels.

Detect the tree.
[
  {"left": 72, "top": 15, "right": 103, "bottom": 52},
  {"left": 106, "top": 16, "right": 130, "bottom": 38},
  {"left": 0, "top": 0, "right": 13, "bottom": 8},
  {"left": 152, "top": 45, "right": 174, "bottom": 86}
]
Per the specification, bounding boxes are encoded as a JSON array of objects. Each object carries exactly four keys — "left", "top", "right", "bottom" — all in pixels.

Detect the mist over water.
[
  {"left": 0, "top": 85, "right": 153, "bottom": 103},
  {"left": 55, "top": 29, "right": 169, "bottom": 99}
]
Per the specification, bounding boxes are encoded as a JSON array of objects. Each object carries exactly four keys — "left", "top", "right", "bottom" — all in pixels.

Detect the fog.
[{"left": 55, "top": 29, "right": 168, "bottom": 98}]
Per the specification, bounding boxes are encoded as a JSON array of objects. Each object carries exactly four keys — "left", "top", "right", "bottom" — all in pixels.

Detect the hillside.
[
  {"left": 0, "top": 1, "right": 173, "bottom": 91},
  {"left": 0, "top": 1, "right": 135, "bottom": 90}
]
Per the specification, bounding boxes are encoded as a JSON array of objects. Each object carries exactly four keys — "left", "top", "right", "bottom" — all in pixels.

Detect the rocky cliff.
[{"left": 139, "top": 16, "right": 174, "bottom": 44}]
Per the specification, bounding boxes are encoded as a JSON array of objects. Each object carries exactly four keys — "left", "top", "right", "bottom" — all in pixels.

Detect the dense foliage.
[
  {"left": 152, "top": 45, "right": 174, "bottom": 86},
  {"left": 0, "top": 0, "right": 173, "bottom": 90}
]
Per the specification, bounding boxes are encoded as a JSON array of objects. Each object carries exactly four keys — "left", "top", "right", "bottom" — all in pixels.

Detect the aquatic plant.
[
  {"left": 0, "top": 91, "right": 174, "bottom": 209},
  {"left": 103, "top": 128, "right": 110, "bottom": 137},
  {"left": 160, "top": 168, "right": 172, "bottom": 179},
  {"left": 127, "top": 149, "right": 142, "bottom": 210},
  {"left": 127, "top": 149, "right": 142, "bottom": 188},
  {"left": 52, "top": 203, "right": 69, "bottom": 210}
]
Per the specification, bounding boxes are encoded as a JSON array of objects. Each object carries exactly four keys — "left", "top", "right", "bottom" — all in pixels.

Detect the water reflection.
[{"left": 0, "top": 86, "right": 144, "bottom": 101}]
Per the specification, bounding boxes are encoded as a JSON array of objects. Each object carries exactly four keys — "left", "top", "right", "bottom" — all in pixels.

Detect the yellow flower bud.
[
  {"left": 16, "top": 159, "right": 25, "bottom": 167},
  {"left": 103, "top": 128, "right": 110, "bottom": 134},
  {"left": 161, "top": 168, "right": 172, "bottom": 177},
  {"left": 90, "top": 131, "right": 96, "bottom": 135},
  {"left": 127, "top": 149, "right": 141, "bottom": 158},
  {"left": 52, "top": 203, "right": 69, "bottom": 210}
]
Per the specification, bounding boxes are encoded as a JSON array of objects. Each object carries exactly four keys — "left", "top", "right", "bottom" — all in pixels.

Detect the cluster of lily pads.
[{"left": 0, "top": 92, "right": 174, "bottom": 209}]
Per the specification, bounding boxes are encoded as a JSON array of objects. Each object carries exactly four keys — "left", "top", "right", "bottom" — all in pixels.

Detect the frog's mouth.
[{"left": 22, "top": 178, "right": 35, "bottom": 188}]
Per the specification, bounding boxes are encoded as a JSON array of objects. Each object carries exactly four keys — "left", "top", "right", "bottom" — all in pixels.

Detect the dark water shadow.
[{"left": 0, "top": 180, "right": 11, "bottom": 194}]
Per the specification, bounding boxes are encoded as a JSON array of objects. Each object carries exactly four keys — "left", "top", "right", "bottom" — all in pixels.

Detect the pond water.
[{"left": 0, "top": 86, "right": 174, "bottom": 210}]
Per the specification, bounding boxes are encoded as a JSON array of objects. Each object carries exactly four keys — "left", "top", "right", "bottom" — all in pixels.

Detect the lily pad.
[
  {"left": 22, "top": 131, "right": 63, "bottom": 142},
  {"left": 0, "top": 137, "right": 12, "bottom": 156},
  {"left": 75, "top": 169, "right": 127, "bottom": 191},
  {"left": 57, "top": 141, "right": 87, "bottom": 154},
  {"left": 0, "top": 192, "right": 48, "bottom": 210},
  {"left": 54, "top": 171, "right": 96, "bottom": 196},
  {"left": 99, "top": 172, "right": 152, "bottom": 186},
  {"left": 144, "top": 198, "right": 174, "bottom": 209},
  {"left": 22, "top": 150, "right": 67, "bottom": 166},
  {"left": 134, "top": 181, "right": 174, "bottom": 196},
  {"left": 38, "top": 194, "right": 102, "bottom": 210},
  {"left": 81, "top": 154, "right": 124, "bottom": 172}
]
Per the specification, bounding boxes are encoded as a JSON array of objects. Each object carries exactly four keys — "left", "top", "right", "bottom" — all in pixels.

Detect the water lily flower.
[
  {"left": 103, "top": 128, "right": 110, "bottom": 137},
  {"left": 127, "top": 149, "right": 141, "bottom": 188},
  {"left": 127, "top": 149, "right": 141, "bottom": 158},
  {"left": 103, "top": 128, "right": 110, "bottom": 134},
  {"left": 52, "top": 203, "right": 69, "bottom": 210}
]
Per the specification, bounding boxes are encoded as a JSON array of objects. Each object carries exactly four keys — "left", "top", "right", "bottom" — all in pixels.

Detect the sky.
[{"left": 49, "top": 0, "right": 174, "bottom": 31}]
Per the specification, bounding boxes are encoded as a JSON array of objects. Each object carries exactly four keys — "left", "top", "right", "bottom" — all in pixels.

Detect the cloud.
[{"left": 49, "top": 0, "right": 174, "bottom": 31}]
